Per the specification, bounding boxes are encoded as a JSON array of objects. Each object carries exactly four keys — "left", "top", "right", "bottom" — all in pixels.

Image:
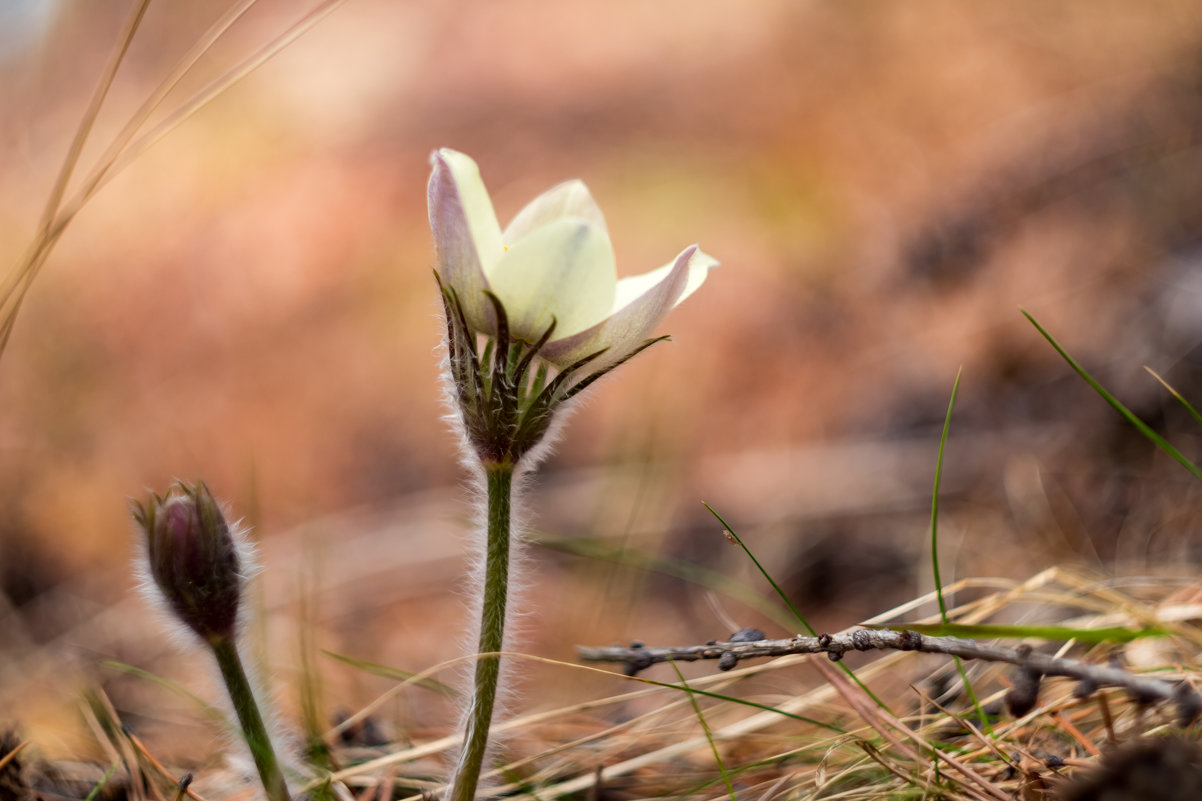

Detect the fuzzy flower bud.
[{"left": 134, "top": 481, "right": 242, "bottom": 642}]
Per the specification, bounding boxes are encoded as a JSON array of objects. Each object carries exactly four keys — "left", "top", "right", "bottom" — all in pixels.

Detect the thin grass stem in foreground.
[
  {"left": 703, "top": 503, "right": 892, "bottom": 712},
  {"left": 929, "top": 369, "right": 989, "bottom": 732},
  {"left": 1144, "top": 365, "right": 1202, "bottom": 427},
  {"left": 930, "top": 368, "right": 960, "bottom": 624},
  {"left": 537, "top": 535, "right": 802, "bottom": 631},
  {"left": 82, "top": 760, "right": 120, "bottom": 801},
  {"left": 669, "top": 660, "right": 737, "bottom": 801}
]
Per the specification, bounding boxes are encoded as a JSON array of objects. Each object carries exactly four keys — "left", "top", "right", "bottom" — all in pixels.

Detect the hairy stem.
[
  {"left": 450, "top": 462, "right": 514, "bottom": 801},
  {"left": 209, "top": 636, "right": 292, "bottom": 801}
]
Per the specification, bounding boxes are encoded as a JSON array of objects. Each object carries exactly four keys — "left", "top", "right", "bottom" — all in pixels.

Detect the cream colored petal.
[
  {"left": 488, "top": 218, "right": 617, "bottom": 343},
  {"left": 611, "top": 246, "right": 718, "bottom": 312},
  {"left": 673, "top": 247, "right": 717, "bottom": 304},
  {"left": 540, "top": 245, "right": 710, "bottom": 367},
  {"left": 503, "top": 179, "right": 608, "bottom": 242},
  {"left": 427, "top": 148, "right": 505, "bottom": 331}
]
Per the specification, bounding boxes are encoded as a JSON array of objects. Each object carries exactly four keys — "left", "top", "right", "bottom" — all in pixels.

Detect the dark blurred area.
[{"left": 1, "top": 0, "right": 1200, "bottom": 760}]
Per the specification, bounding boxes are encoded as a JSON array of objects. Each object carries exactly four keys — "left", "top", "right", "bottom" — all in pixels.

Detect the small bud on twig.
[
  {"left": 1006, "top": 666, "right": 1042, "bottom": 718},
  {"left": 1174, "top": 683, "right": 1202, "bottom": 727}
]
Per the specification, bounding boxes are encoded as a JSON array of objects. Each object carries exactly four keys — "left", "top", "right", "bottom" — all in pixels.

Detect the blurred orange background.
[{"left": 2, "top": 0, "right": 1201, "bottom": 763}]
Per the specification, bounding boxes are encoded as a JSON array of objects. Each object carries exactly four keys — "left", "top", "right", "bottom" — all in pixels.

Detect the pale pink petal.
[
  {"left": 540, "top": 245, "right": 707, "bottom": 367},
  {"left": 427, "top": 149, "right": 504, "bottom": 331},
  {"left": 503, "top": 179, "right": 608, "bottom": 243}
]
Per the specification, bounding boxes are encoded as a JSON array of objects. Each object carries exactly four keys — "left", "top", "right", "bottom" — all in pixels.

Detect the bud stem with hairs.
[
  {"left": 210, "top": 637, "right": 292, "bottom": 801},
  {"left": 134, "top": 481, "right": 292, "bottom": 801}
]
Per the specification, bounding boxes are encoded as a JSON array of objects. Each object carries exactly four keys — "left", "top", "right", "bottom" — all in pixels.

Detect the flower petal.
[
  {"left": 503, "top": 179, "right": 608, "bottom": 243},
  {"left": 611, "top": 246, "right": 718, "bottom": 313},
  {"left": 540, "top": 245, "right": 715, "bottom": 367},
  {"left": 428, "top": 148, "right": 504, "bottom": 331},
  {"left": 489, "top": 217, "right": 617, "bottom": 343}
]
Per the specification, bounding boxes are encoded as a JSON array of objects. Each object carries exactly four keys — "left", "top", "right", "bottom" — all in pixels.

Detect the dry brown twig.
[{"left": 577, "top": 627, "right": 1202, "bottom": 727}]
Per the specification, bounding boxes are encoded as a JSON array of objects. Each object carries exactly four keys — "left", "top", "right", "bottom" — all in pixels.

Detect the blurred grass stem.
[
  {"left": 1, "top": 0, "right": 347, "bottom": 361},
  {"left": 450, "top": 461, "right": 515, "bottom": 801},
  {"left": 34, "top": 0, "right": 151, "bottom": 240},
  {"left": 0, "top": 0, "right": 150, "bottom": 355}
]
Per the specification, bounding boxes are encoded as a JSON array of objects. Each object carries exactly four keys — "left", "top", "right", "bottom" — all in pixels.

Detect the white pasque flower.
[{"left": 428, "top": 148, "right": 717, "bottom": 368}]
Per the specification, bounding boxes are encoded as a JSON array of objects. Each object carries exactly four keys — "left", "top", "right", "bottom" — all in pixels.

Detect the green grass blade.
[
  {"left": 536, "top": 535, "right": 801, "bottom": 631},
  {"left": 298, "top": 574, "right": 335, "bottom": 779},
  {"left": 102, "top": 660, "right": 225, "bottom": 725},
  {"left": 703, "top": 504, "right": 893, "bottom": 714},
  {"left": 631, "top": 674, "right": 841, "bottom": 732},
  {"left": 83, "top": 760, "right": 120, "bottom": 801},
  {"left": 668, "top": 660, "right": 737, "bottom": 801},
  {"left": 702, "top": 504, "right": 816, "bottom": 637},
  {"left": 323, "top": 650, "right": 458, "bottom": 698},
  {"left": 928, "top": 369, "right": 987, "bottom": 732},
  {"left": 1023, "top": 310, "right": 1202, "bottom": 482},
  {"left": 1145, "top": 366, "right": 1202, "bottom": 427},
  {"left": 930, "top": 369, "right": 960, "bottom": 623},
  {"left": 513, "top": 651, "right": 843, "bottom": 731}
]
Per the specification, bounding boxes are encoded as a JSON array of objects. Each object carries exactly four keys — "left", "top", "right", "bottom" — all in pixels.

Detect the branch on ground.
[{"left": 577, "top": 627, "right": 1202, "bottom": 726}]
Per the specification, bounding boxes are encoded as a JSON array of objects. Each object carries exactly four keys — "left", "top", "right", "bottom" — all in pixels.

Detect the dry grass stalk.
[{"left": 265, "top": 566, "right": 1202, "bottom": 800}]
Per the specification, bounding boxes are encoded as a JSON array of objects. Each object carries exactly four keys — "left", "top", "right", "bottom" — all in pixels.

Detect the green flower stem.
[
  {"left": 450, "top": 461, "right": 514, "bottom": 801},
  {"left": 209, "top": 636, "right": 292, "bottom": 801}
]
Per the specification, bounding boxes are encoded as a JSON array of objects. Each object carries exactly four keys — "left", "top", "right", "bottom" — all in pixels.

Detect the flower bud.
[{"left": 134, "top": 481, "right": 242, "bottom": 642}]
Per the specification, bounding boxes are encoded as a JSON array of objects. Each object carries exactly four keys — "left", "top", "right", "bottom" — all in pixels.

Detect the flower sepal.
[{"left": 437, "top": 271, "right": 667, "bottom": 466}]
